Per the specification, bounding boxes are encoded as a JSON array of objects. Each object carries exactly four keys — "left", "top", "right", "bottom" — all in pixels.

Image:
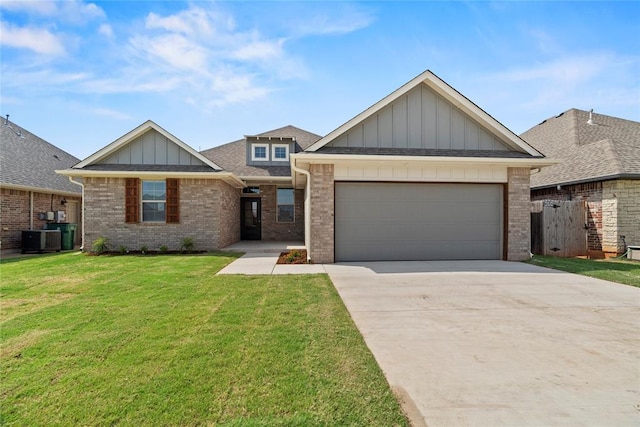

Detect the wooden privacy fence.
[{"left": 531, "top": 200, "right": 588, "bottom": 257}]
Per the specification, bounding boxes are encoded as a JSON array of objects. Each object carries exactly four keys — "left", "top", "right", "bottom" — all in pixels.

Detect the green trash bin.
[{"left": 45, "top": 223, "right": 77, "bottom": 250}]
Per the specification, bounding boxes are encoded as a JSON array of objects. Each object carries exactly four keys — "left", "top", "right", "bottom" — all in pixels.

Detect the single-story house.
[
  {"left": 522, "top": 109, "right": 640, "bottom": 256},
  {"left": 1, "top": 117, "right": 82, "bottom": 251},
  {"left": 58, "top": 70, "right": 552, "bottom": 262}
]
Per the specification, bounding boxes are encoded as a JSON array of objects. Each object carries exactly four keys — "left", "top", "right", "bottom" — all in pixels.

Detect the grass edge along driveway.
[
  {"left": 1, "top": 253, "right": 408, "bottom": 426},
  {"left": 528, "top": 255, "right": 640, "bottom": 287}
]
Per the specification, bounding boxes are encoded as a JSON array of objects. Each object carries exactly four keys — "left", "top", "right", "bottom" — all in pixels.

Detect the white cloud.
[
  {"left": 130, "top": 33, "right": 210, "bottom": 72},
  {"left": 0, "top": 0, "right": 105, "bottom": 24},
  {"left": 497, "top": 55, "right": 610, "bottom": 86},
  {"left": 0, "top": 1, "right": 57, "bottom": 15},
  {"left": 58, "top": 0, "right": 105, "bottom": 24},
  {"left": 233, "top": 39, "right": 284, "bottom": 60},
  {"left": 290, "top": 5, "right": 375, "bottom": 37},
  {"left": 98, "top": 24, "right": 113, "bottom": 37},
  {"left": 0, "top": 21, "right": 66, "bottom": 55}
]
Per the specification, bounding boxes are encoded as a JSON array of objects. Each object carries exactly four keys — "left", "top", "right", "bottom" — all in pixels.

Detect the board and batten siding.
[
  {"left": 98, "top": 129, "right": 206, "bottom": 166},
  {"left": 329, "top": 83, "right": 513, "bottom": 152}
]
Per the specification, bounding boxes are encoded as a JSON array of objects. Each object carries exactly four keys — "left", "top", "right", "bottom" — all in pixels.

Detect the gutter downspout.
[
  {"left": 68, "top": 176, "right": 85, "bottom": 251},
  {"left": 290, "top": 159, "right": 311, "bottom": 262}
]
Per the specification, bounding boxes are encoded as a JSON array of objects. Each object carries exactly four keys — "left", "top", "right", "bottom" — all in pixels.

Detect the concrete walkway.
[
  {"left": 324, "top": 260, "right": 640, "bottom": 427},
  {"left": 217, "top": 241, "right": 326, "bottom": 275}
]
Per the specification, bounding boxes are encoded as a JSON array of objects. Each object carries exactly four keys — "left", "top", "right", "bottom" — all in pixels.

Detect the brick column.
[
  {"left": 507, "top": 167, "right": 531, "bottom": 261},
  {"left": 309, "top": 164, "right": 334, "bottom": 263}
]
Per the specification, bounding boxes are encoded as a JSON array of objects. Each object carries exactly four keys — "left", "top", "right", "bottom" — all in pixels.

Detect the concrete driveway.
[{"left": 324, "top": 260, "right": 640, "bottom": 427}]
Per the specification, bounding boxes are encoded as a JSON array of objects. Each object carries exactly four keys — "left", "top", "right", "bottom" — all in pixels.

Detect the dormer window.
[
  {"left": 272, "top": 144, "right": 289, "bottom": 161},
  {"left": 251, "top": 143, "right": 269, "bottom": 161}
]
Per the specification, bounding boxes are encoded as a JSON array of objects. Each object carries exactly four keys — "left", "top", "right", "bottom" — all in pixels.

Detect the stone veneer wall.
[
  {"left": 531, "top": 182, "right": 603, "bottom": 252},
  {"left": 0, "top": 188, "right": 82, "bottom": 250},
  {"left": 507, "top": 167, "right": 531, "bottom": 261},
  {"left": 602, "top": 179, "right": 640, "bottom": 253},
  {"left": 258, "top": 185, "right": 304, "bottom": 241},
  {"left": 308, "top": 164, "right": 334, "bottom": 263},
  {"left": 83, "top": 177, "right": 239, "bottom": 252}
]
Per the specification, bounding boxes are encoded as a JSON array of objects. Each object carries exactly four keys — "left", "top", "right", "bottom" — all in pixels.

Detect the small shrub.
[
  {"left": 286, "top": 250, "right": 301, "bottom": 263},
  {"left": 91, "top": 236, "right": 110, "bottom": 255},
  {"left": 140, "top": 245, "right": 149, "bottom": 254},
  {"left": 159, "top": 245, "right": 168, "bottom": 253},
  {"left": 118, "top": 245, "right": 128, "bottom": 255},
  {"left": 180, "top": 237, "right": 194, "bottom": 253}
]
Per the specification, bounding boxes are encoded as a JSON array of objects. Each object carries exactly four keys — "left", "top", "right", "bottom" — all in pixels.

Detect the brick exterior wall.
[
  {"left": 603, "top": 180, "right": 640, "bottom": 253},
  {"left": 506, "top": 167, "right": 531, "bottom": 261},
  {"left": 258, "top": 185, "right": 304, "bottom": 241},
  {"left": 0, "top": 187, "right": 82, "bottom": 250},
  {"left": 531, "top": 182, "right": 603, "bottom": 252},
  {"left": 82, "top": 177, "right": 239, "bottom": 252},
  {"left": 308, "top": 164, "right": 334, "bottom": 263}
]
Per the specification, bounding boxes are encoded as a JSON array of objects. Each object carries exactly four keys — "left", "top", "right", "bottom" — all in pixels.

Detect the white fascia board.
[
  {"left": 290, "top": 153, "right": 557, "bottom": 169},
  {"left": 56, "top": 169, "right": 245, "bottom": 188},
  {"left": 0, "top": 182, "right": 82, "bottom": 197},
  {"left": 306, "top": 70, "right": 544, "bottom": 157},
  {"left": 239, "top": 176, "right": 292, "bottom": 182},
  {"left": 74, "top": 120, "right": 223, "bottom": 171}
]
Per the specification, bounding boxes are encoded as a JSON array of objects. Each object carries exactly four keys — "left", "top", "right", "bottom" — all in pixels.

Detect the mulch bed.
[{"left": 277, "top": 249, "right": 309, "bottom": 264}]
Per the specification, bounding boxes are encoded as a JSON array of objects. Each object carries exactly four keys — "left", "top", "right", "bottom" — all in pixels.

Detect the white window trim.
[
  {"left": 272, "top": 144, "right": 290, "bottom": 162},
  {"left": 251, "top": 143, "right": 270, "bottom": 161}
]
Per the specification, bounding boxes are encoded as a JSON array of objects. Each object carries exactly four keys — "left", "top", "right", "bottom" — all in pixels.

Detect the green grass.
[
  {"left": 528, "top": 255, "right": 640, "bottom": 287},
  {"left": 0, "top": 253, "right": 407, "bottom": 426}
]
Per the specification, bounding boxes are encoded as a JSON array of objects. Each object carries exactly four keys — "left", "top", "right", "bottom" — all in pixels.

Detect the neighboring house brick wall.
[
  {"left": 259, "top": 185, "right": 304, "bottom": 241},
  {"left": 309, "top": 164, "right": 334, "bottom": 263},
  {"left": 83, "top": 177, "right": 239, "bottom": 252},
  {"left": 0, "top": 188, "right": 81, "bottom": 250},
  {"left": 603, "top": 180, "right": 640, "bottom": 253},
  {"left": 531, "top": 182, "right": 603, "bottom": 252},
  {"left": 507, "top": 167, "right": 531, "bottom": 261}
]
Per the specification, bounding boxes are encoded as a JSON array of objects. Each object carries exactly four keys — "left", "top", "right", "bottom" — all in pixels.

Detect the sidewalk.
[{"left": 217, "top": 252, "right": 326, "bottom": 275}]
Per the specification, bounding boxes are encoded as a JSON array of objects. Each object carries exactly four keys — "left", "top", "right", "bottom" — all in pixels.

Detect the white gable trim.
[
  {"left": 73, "top": 120, "right": 223, "bottom": 171},
  {"left": 306, "top": 70, "right": 544, "bottom": 157}
]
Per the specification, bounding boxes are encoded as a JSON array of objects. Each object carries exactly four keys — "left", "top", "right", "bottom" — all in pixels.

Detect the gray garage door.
[{"left": 335, "top": 182, "right": 503, "bottom": 261}]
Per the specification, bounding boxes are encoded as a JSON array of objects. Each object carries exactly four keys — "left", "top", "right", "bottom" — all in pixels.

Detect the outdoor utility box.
[
  {"left": 21, "top": 230, "right": 61, "bottom": 254},
  {"left": 45, "top": 223, "right": 77, "bottom": 251},
  {"left": 55, "top": 211, "right": 66, "bottom": 222},
  {"left": 628, "top": 246, "right": 640, "bottom": 261}
]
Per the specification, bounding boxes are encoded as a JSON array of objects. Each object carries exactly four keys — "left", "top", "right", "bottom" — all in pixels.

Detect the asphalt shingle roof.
[
  {"left": 200, "top": 125, "right": 322, "bottom": 177},
  {"left": 521, "top": 109, "right": 640, "bottom": 189},
  {"left": 0, "top": 120, "right": 81, "bottom": 194}
]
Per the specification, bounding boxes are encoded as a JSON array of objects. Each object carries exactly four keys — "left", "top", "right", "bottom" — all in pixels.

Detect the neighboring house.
[
  {"left": 58, "top": 70, "right": 551, "bottom": 262},
  {"left": 522, "top": 109, "right": 640, "bottom": 256},
  {"left": 1, "top": 117, "right": 82, "bottom": 251}
]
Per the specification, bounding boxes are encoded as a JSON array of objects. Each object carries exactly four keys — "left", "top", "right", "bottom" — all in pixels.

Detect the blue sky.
[{"left": 1, "top": 1, "right": 639, "bottom": 159}]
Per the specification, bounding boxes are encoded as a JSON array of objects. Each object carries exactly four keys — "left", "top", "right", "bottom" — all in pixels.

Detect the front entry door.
[{"left": 240, "top": 198, "right": 261, "bottom": 240}]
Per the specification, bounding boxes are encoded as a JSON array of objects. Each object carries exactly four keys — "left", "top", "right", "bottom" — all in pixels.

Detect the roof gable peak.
[
  {"left": 74, "top": 120, "right": 222, "bottom": 170},
  {"left": 306, "top": 69, "right": 543, "bottom": 157}
]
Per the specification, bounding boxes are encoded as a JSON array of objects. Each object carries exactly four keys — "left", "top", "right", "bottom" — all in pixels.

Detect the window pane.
[
  {"left": 142, "top": 181, "right": 166, "bottom": 200},
  {"left": 142, "top": 202, "right": 165, "bottom": 222},
  {"left": 254, "top": 146, "right": 266, "bottom": 158},
  {"left": 274, "top": 146, "right": 287, "bottom": 159},
  {"left": 277, "top": 188, "right": 294, "bottom": 204},
  {"left": 278, "top": 205, "right": 294, "bottom": 222},
  {"left": 277, "top": 189, "right": 294, "bottom": 222}
]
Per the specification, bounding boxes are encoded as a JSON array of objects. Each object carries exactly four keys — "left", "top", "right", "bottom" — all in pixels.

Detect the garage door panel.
[{"left": 335, "top": 182, "right": 503, "bottom": 261}]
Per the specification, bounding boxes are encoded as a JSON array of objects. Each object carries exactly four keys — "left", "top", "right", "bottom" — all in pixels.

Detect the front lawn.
[
  {"left": 528, "top": 255, "right": 640, "bottom": 287},
  {"left": 1, "top": 253, "right": 407, "bottom": 426}
]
